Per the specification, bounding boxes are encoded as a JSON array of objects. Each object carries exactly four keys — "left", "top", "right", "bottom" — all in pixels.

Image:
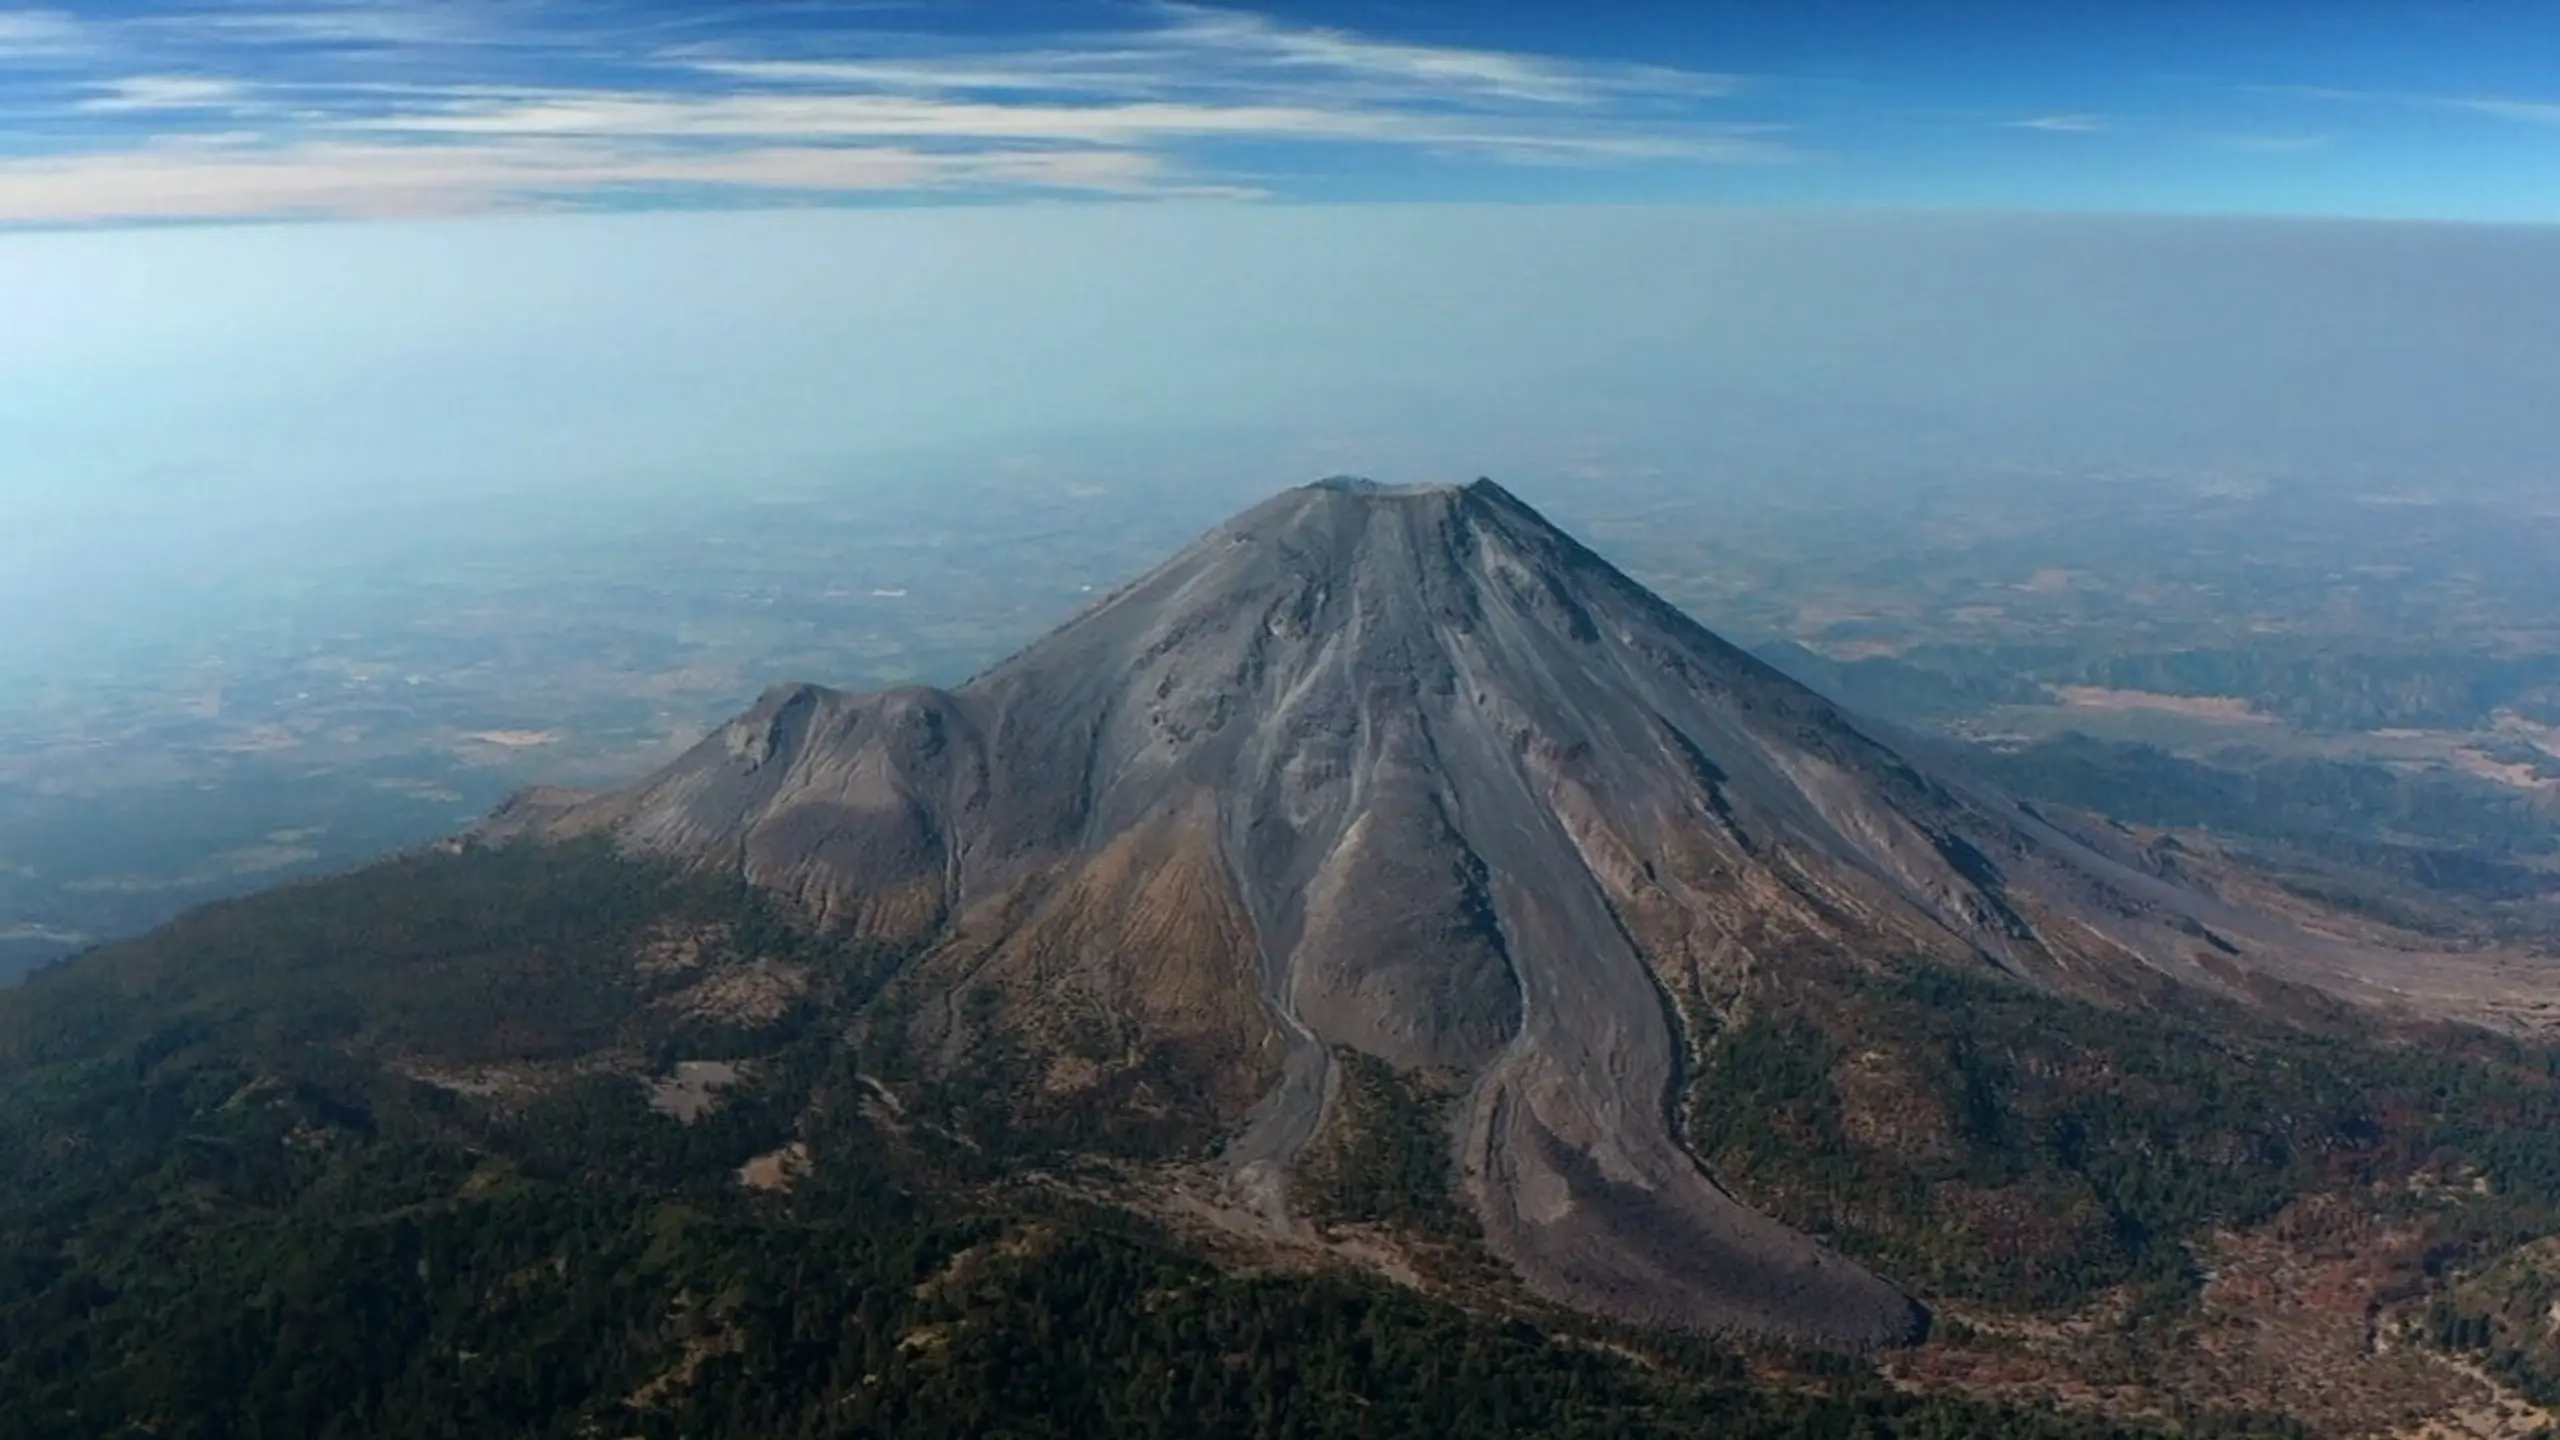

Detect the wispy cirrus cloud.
[
  {"left": 683, "top": 5, "right": 1741, "bottom": 109},
  {"left": 2009, "top": 113, "right": 2104, "bottom": 133},
  {"left": 2249, "top": 80, "right": 2560, "bottom": 128},
  {"left": 75, "top": 74, "right": 247, "bottom": 111},
  {"left": 2447, "top": 95, "right": 2560, "bottom": 125},
  {"left": 126, "top": 1, "right": 563, "bottom": 52},
  {"left": 0, "top": 137, "right": 1242, "bottom": 224},
  {"left": 0, "top": 7, "right": 88, "bottom": 60},
  {"left": 2213, "top": 133, "right": 2330, "bottom": 154},
  {"left": 0, "top": 2, "right": 1786, "bottom": 224},
  {"left": 1150, "top": 5, "right": 1741, "bottom": 106},
  {"left": 346, "top": 89, "right": 1792, "bottom": 167}
]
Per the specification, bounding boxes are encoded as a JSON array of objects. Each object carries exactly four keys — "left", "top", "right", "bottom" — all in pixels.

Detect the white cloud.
[
  {"left": 2214, "top": 133, "right": 2330, "bottom": 154},
  {"left": 2448, "top": 96, "right": 2560, "bottom": 125},
  {"left": 345, "top": 87, "right": 1793, "bottom": 165},
  {"left": 2246, "top": 81, "right": 2560, "bottom": 127},
  {"left": 0, "top": 137, "right": 1250, "bottom": 223},
  {"left": 77, "top": 76, "right": 249, "bottom": 112},
  {"left": 685, "top": 56, "right": 1167, "bottom": 96},
  {"left": 1153, "top": 5, "right": 1740, "bottom": 106},
  {"left": 2010, "top": 113, "right": 2103, "bottom": 133},
  {"left": 133, "top": 4, "right": 515, "bottom": 50},
  {"left": 359, "top": 92, "right": 1399, "bottom": 145},
  {"left": 0, "top": 8, "right": 86, "bottom": 59},
  {"left": 1411, "top": 126, "right": 1792, "bottom": 165},
  {"left": 0, "top": 2, "right": 1780, "bottom": 224},
  {"left": 684, "top": 8, "right": 1740, "bottom": 110}
]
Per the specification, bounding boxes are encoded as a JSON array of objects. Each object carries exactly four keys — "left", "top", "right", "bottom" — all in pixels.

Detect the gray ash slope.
[{"left": 494, "top": 477, "right": 2487, "bottom": 1346}]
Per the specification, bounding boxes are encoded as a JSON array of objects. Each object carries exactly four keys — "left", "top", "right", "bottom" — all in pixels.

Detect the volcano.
[{"left": 490, "top": 477, "right": 2514, "bottom": 1346}]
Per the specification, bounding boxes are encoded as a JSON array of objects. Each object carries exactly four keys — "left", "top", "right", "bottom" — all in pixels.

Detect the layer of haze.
[{"left": 6, "top": 205, "right": 2560, "bottom": 688}]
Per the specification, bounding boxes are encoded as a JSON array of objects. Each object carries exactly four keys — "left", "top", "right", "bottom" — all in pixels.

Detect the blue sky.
[{"left": 5, "top": 0, "right": 2560, "bottom": 223}]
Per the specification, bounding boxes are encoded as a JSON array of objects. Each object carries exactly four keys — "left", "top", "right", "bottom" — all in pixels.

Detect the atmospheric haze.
[
  {"left": 9, "top": 207, "right": 2560, "bottom": 526},
  {"left": 6, "top": 204, "right": 2560, "bottom": 975}
]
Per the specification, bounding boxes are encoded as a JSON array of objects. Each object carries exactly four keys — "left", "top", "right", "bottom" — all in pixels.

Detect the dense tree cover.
[
  {"left": 1686, "top": 962, "right": 2560, "bottom": 1315},
  {"left": 0, "top": 1124, "right": 2277, "bottom": 1440},
  {"left": 1292, "top": 1049, "right": 1474, "bottom": 1240},
  {"left": 854, "top": 981, "right": 1247, "bottom": 1171},
  {"left": 0, "top": 839, "right": 859, "bottom": 1076},
  {"left": 8, "top": 840, "right": 2558, "bottom": 1433},
  {"left": 0, "top": 843, "right": 2332, "bottom": 1438},
  {"left": 2426, "top": 1242, "right": 2560, "bottom": 1409}
]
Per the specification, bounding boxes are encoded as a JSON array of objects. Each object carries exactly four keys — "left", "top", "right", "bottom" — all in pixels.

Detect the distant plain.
[{"left": 7, "top": 449, "right": 2555, "bottom": 982}]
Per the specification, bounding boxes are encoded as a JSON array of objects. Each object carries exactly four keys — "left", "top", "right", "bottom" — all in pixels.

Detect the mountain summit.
[{"left": 494, "top": 477, "right": 2503, "bottom": 1345}]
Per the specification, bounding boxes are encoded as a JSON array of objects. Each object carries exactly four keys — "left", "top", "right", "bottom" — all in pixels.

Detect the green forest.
[
  {"left": 1685, "top": 958, "right": 2560, "bottom": 1320},
  {"left": 0, "top": 840, "right": 2541, "bottom": 1436}
]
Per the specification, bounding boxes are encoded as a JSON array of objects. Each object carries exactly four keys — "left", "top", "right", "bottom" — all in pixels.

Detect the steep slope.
[{"left": 494, "top": 477, "right": 2547, "bottom": 1345}]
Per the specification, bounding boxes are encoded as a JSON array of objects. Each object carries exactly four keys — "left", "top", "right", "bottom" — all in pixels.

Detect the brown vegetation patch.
[
  {"left": 1888, "top": 1198, "right": 2552, "bottom": 1437},
  {"left": 910, "top": 1223, "right": 1062, "bottom": 1306},
  {"left": 1830, "top": 1047, "right": 1955, "bottom": 1163},
  {"left": 635, "top": 922, "right": 727, "bottom": 976},
  {"left": 736, "top": 1141, "right": 809, "bottom": 1193},
  {"left": 393, "top": 1057, "right": 611, "bottom": 1100},
  {"left": 625, "top": 1290, "right": 746, "bottom": 1412},
  {"left": 2451, "top": 748, "right": 2559, "bottom": 793},
  {"left": 980, "top": 1152, "right": 1513, "bottom": 1321},
  {"left": 648, "top": 1060, "right": 741, "bottom": 1124},
  {"left": 659, "top": 958, "right": 811, "bottom": 1026},
  {"left": 902, "top": 795, "right": 1286, "bottom": 1140},
  {"left": 2053, "top": 686, "right": 2276, "bottom": 723},
  {"left": 1925, "top": 1179, "right": 2113, "bottom": 1263}
]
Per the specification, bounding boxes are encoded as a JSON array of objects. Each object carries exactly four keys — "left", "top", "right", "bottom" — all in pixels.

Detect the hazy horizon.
[
  {"left": 9, "top": 204, "right": 2556, "bottom": 543},
  {"left": 6, "top": 202, "right": 2556, "bottom": 710}
]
